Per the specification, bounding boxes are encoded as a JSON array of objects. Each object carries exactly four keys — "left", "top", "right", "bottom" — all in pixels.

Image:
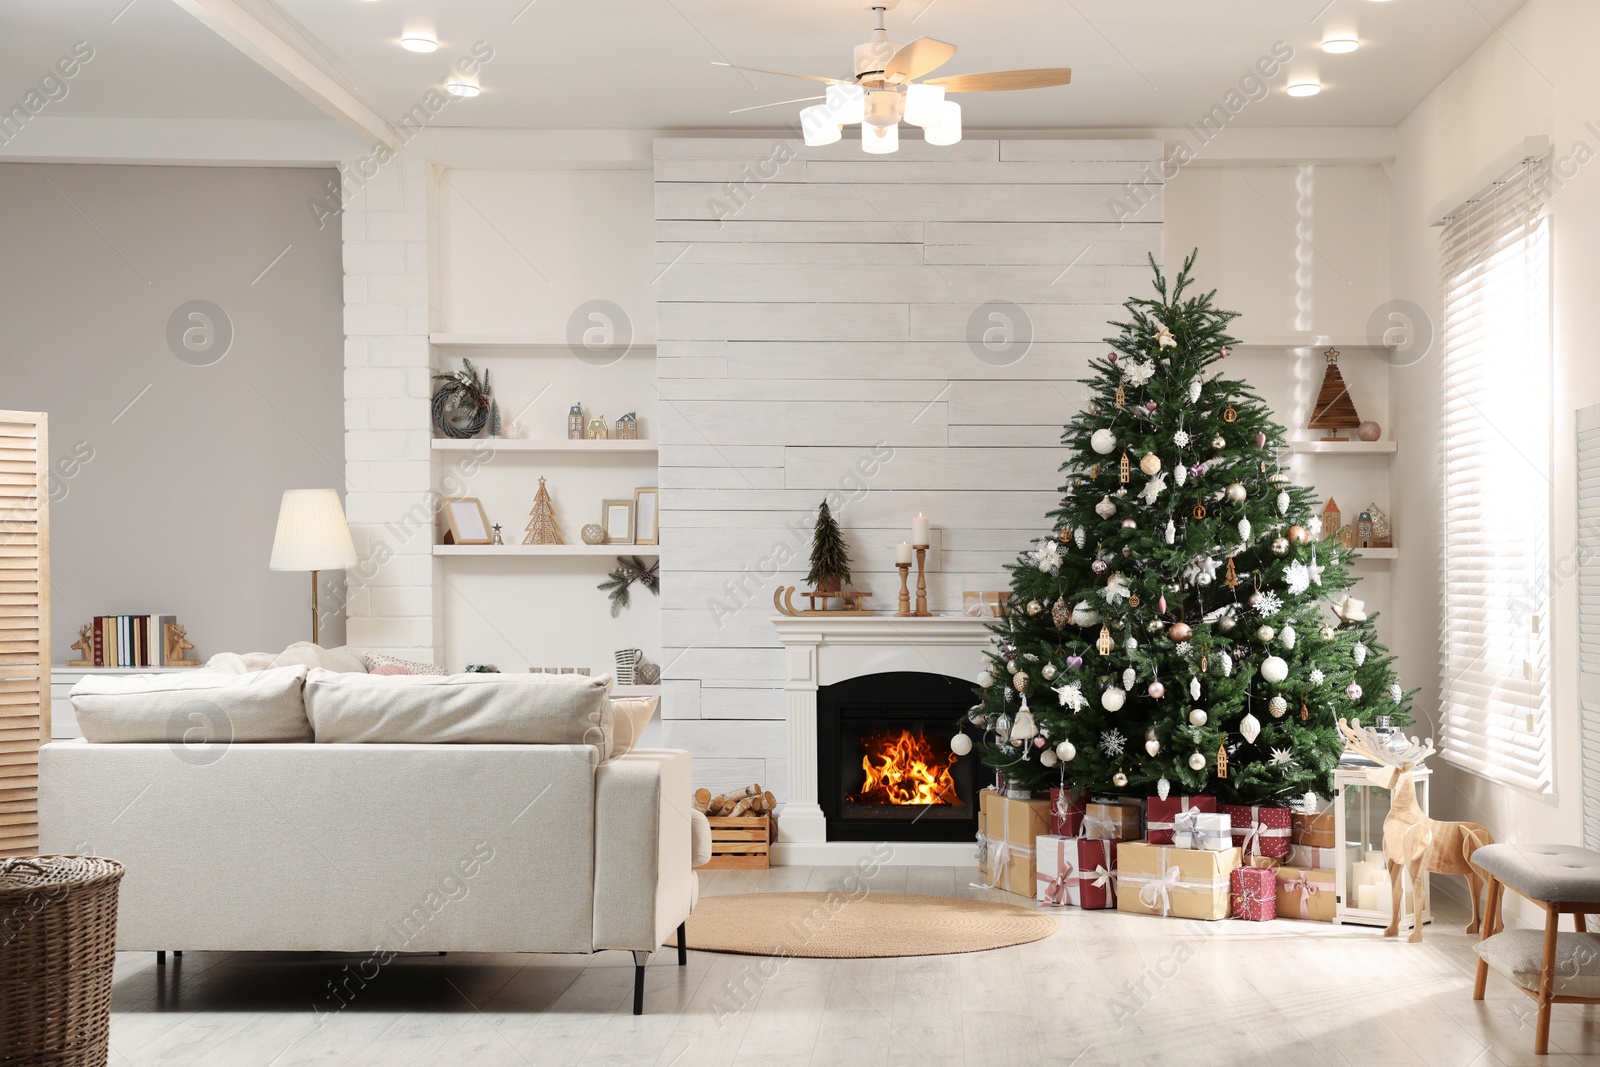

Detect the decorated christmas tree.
[
  {"left": 806, "top": 501, "right": 852, "bottom": 592},
  {"left": 963, "top": 252, "right": 1412, "bottom": 803}
]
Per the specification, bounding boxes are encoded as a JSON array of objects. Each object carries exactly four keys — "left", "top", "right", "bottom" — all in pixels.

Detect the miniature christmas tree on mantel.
[
  {"left": 1309, "top": 348, "right": 1361, "bottom": 440},
  {"left": 523, "top": 477, "right": 564, "bottom": 545}
]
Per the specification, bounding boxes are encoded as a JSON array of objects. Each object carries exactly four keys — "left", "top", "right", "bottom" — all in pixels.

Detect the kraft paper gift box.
[
  {"left": 1219, "top": 803, "right": 1293, "bottom": 859},
  {"left": 1035, "top": 834, "right": 1080, "bottom": 907},
  {"left": 1172, "top": 812, "right": 1233, "bottom": 852},
  {"left": 1076, "top": 838, "right": 1119, "bottom": 910},
  {"left": 1082, "top": 801, "right": 1141, "bottom": 841},
  {"left": 1275, "top": 865, "right": 1337, "bottom": 922},
  {"left": 1291, "top": 807, "right": 1337, "bottom": 849},
  {"left": 1116, "top": 842, "right": 1242, "bottom": 921},
  {"left": 1146, "top": 795, "right": 1217, "bottom": 845},
  {"left": 979, "top": 789, "right": 1050, "bottom": 896},
  {"left": 1288, "top": 844, "right": 1339, "bottom": 869},
  {"left": 1231, "top": 866, "right": 1277, "bottom": 921},
  {"left": 1049, "top": 786, "right": 1087, "bottom": 837}
]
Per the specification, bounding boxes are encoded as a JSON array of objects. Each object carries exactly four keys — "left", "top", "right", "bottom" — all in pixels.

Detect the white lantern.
[{"left": 1334, "top": 762, "right": 1433, "bottom": 929}]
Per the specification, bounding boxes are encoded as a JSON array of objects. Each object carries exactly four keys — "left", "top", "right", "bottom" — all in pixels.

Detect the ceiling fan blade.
[
  {"left": 711, "top": 61, "right": 844, "bottom": 85},
  {"left": 923, "top": 68, "right": 1073, "bottom": 92},
  {"left": 884, "top": 37, "right": 957, "bottom": 82}
]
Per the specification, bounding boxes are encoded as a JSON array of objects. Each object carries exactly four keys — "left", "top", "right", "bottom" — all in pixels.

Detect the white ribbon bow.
[
  {"left": 1138, "top": 865, "right": 1184, "bottom": 917},
  {"left": 1081, "top": 813, "right": 1118, "bottom": 838},
  {"left": 1171, "top": 805, "right": 1204, "bottom": 836}
]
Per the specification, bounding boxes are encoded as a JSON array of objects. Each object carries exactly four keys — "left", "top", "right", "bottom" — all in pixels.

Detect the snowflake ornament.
[
  {"left": 1055, "top": 682, "right": 1088, "bottom": 712},
  {"left": 1269, "top": 747, "right": 1296, "bottom": 767},
  {"left": 1310, "top": 668, "right": 1325, "bottom": 686},
  {"left": 1100, "top": 729, "right": 1127, "bottom": 758},
  {"left": 1254, "top": 590, "right": 1283, "bottom": 616},
  {"left": 1174, "top": 641, "right": 1192, "bottom": 657},
  {"left": 1173, "top": 429, "right": 1191, "bottom": 448},
  {"left": 1284, "top": 561, "right": 1311, "bottom": 596},
  {"left": 1140, "top": 471, "right": 1168, "bottom": 505}
]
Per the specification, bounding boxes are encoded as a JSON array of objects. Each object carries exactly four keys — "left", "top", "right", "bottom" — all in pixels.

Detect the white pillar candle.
[
  {"left": 895, "top": 542, "right": 913, "bottom": 564},
  {"left": 1358, "top": 884, "right": 1378, "bottom": 912},
  {"left": 1375, "top": 879, "right": 1393, "bottom": 915},
  {"left": 1352, "top": 861, "right": 1371, "bottom": 887},
  {"left": 913, "top": 513, "right": 930, "bottom": 544}
]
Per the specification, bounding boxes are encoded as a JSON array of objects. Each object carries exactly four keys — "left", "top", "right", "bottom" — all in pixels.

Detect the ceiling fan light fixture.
[
  {"left": 864, "top": 88, "right": 902, "bottom": 126},
  {"left": 801, "top": 105, "right": 843, "bottom": 146},
  {"left": 1321, "top": 37, "right": 1359, "bottom": 54},
  {"left": 904, "top": 83, "right": 945, "bottom": 127},
  {"left": 1287, "top": 80, "right": 1323, "bottom": 97},
  {"left": 923, "top": 100, "right": 962, "bottom": 146},
  {"left": 825, "top": 83, "right": 866, "bottom": 126},
  {"left": 862, "top": 122, "right": 899, "bottom": 154}
]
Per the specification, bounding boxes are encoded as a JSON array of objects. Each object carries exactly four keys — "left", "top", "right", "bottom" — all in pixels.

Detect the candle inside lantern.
[
  {"left": 1358, "top": 884, "right": 1378, "bottom": 911},
  {"left": 912, "top": 513, "right": 930, "bottom": 545},
  {"left": 895, "top": 542, "right": 913, "bottom": 565}
]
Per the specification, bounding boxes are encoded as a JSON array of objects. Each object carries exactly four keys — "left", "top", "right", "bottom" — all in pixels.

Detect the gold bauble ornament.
[
  {"left": 1026, "top": 599, "right": 1043, "bottom": 616},
  {"left": 1288, "top": 525, "right": 1309, "bottom": 544},
  {"left": 1168, "top": 621, "right": 1193, "bottom": 643}
]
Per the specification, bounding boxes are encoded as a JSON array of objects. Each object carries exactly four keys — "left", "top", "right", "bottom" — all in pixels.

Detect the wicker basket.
[{"left": 0, "top": 856, "right": 125, "bottom": 1067}]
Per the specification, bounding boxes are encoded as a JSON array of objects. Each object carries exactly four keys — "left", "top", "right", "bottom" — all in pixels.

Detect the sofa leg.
[
  {"left": 156, "top": 951, "right": 165, "bottom": 967},
  {"left": 174, "top": 951, "right": 182, "bottom": 958},
  {"left": 631, "top": 950, "right": 650, "bottom": 1015},
  {"left": 678, "top": 922, "right": 687, "bottom": 966}
]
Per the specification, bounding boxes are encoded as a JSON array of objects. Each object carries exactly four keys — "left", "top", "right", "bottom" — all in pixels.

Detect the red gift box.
[
  {"left": 1231, "top": 866, "right": 1277, "bottom": 921},
  {"left": 1146, "top": 795, "right": 1217, "bottom": 845},
  {"left": 1219, "top": 803, "right": 1292, "bottom": 859},
  {"left": 1076, "top": 838, "right": 1119, "bottom": 910},
  {"left": 1049, "top": 786, "right": 1087, "bottom": 837}
]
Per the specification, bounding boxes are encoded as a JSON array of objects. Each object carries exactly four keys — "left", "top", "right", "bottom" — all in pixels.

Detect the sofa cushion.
[
  {"left": 304, "top": 669, "right": 615, "bottom": 752},
  {"left": 70, "top": 665, "right": 312, "bottom": 743},
  {"left": 611, "top": 696, "right": 659, "bottom": 757},
  {"left": 1475, "top": 930, "right": 1600, "bottom": 998},
  {"left": 362, "top": 652, "right": 447, "bottom": 676},
  {"left": 205, "top": 644, "right": 368, "bottom": 675}
]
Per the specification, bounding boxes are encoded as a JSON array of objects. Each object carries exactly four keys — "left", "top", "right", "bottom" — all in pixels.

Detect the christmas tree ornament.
[
  {"left": 1041, "top": 663, "right": 1057, "bottom": 681},
  {"left": 1052, "top": 599, "right": 1070, "bottom": 630},
  {"left": 1223, "top": 405, "right": 1239, "bottom": 423},
  {"left": 1188, "top": 751, "right": 1207, "bottom": 771},
  {"left": 1168, "top": 621, "right": 1193, "bottom": 643},
  {"left": 1067, "top": 654, "right": 1084, "bottom": 668},
  {"left": 1097, "top": 625, "right": 1113, "bottom": 655},
  {"left": 969, "top": 708, "right": 986, "bottom": 725},
  {"left": 1271, "top": 536, "right": 1290, "bottom": 556},
  {"left": 1319, "top": 625, "right": 1336, "bottom": 641},
  {"left": 1011, "top": 705, "right": 1038, "bottom": 741},
  {"left": 950, "top": 733, "right": 973, "bottom": 755},
  {"left": 1345, "top": 682, "right": 1364, "bottom": 701},
  {"left": 1125, "top": 635, "right": 1139, "bottom": 652},
  {"left": 1261, "top": 656, "right": 1289, "bottom": 683},
  {"left": 1040, "top": 749, "right": 1058, "bottom": 767},
  {"left": 1255, "top": 431, "right": 1267, "bottom": 448},
  {"left": 1388, "top": 682, "right": 1402, "bottom": 702},
  {"left": 1354, "top": 643, "right": 1368, "bottom": 666},
  {"left": 1145, "top": 736, "right": 1161, "bottom": 756},
  {"left": 977, "top": 670, "right": 994, "bottom": 687},
  {"left": 1175, "top": 464, "right": 1188, "bottom": 487},
  {"left": 1074, "top": 602, "right": 1103, "bottom": 627},
  {"left": 1057, "top": 525, "right": 1073, "bottom": 542},
  {"left": 1157, "top": 775, "right": 1172, "bottom": 801},
  {"left": 1128, "top": 593, "right": 1140, "bottom": 607},
  {"left": 1224, "top": 556, "right": 1239, "bottom": 588},
  {"left": 1189, "top": 708, "right": 1208, "bottom": 726},
  {"left": 1101, "top": 686, "right": 1126, "bottom": 711},
  {"left": 1193, "top": 503, "right": 1208, "bottom": 519},
  {"left": 1220, "top": 651, "right": 1234, "bottom": 676},
  {"left": 1100, "top": 728, "right": 1127, "bottom": 757},
  {"left": 1190, "top": 676, "right": 1202, "bottom": 700},
  {"left": 1027, "top": 599, "right": 1043, "bottom": 616},
  {"left": 1115, "top": 382, "right": 1126, "bottom": 409},
  {"left": 1238, "top": 518, "right": 1252, "bottom": 542},
  {"left": 1013, "top": 671, "right": 1029, "bottom": 693},
  {"left": 1146, "top": 400, "right": 1158, "bottom": 413},
  {"left": 1284, "top": 560, "right": 1312, "bottom": 595},
  {"left": 1226, "top": 483, "right": 1247, "bottom": 504},
  {"left": 995, "top": 713, "right": 1010, "bottom": 736},
  {"left": 1120, "top": 518, "right": 1137, "bottom": 529},
  {"left": 1212, "top": 434, "right": 1227, "bottom": 449},
  {"left": 1277, "top": 490, "right": 1290, "bottom": 516},
  {"left": 1095, "top": 496, "right": 1117, "bottom": 519},
  {"left": 1092, "top": 558, "right": 1109, "bottom": 574},
  {"left": 1281, "top": 624, "right": 1297, "bottom": 650},
  {"left": 1288, "top": 524, "right": 1308, "bottom": 544},
  {"left": 1218, "top": 615, "right": 1236, "bottom": 633},
  {"left": 1148, "top": 681, "right": 1166, "bottom": 700},
  {"left": 1139, "top": 472, "right": 1168, "bottom": 505},
  {"left": 1091, "top": 428, "right": 1118, "bottom": 454},
  {"left": 1164, "top": 519, "right": 1176, "bottom": 544},
  {"left": 1056, "top": 740, "right": 1076, "bottom": 762},
  {"left": 1240, "top": 713, "right": 1261, "bottom": 744},
  {"left": 1112, "top": 771, "right": 1129, "bottom": 788},
  {"left": 1056, "top": 681, "right": 1088, "bottom": 712},
  {"left": 1256, "top": 625, "right": 1276, "bottom": 642},
  {"left": 1300, "top": 702, "right": 1310, "bottom": 721},
  {"left": 1269, "top": 695, "right": 1288, "bottom": 718},
  {"left": 1007, "top": 658, "right": 1019, "bottom": 672},
  {"left": 1159, "top": 595, "right": 1169, "bottom": 614},
  {"left": 1217, "top": 742, "right": 1229, "bottom": 778},
  {"left": 1089, "top": 464, "right": 1100, "bottom": 480},
  {"left": 1140, "top": 453, "right": 1162, "bottom": 476},
  {"left": 1122, "top": 668, "right": 1136, "bottom": 689},
  {"left": 1146, "top": 618, "right": 1166, "bottom": 634},
  {"left": 1309, "top": 668, "right": 1325, "bottom": 686},
  {"left": 1120, "top": 451, "right": 1131, "bottom": 482},
  {"left": 1075, "top": 527, "right": 1087, "bottom": 549}
]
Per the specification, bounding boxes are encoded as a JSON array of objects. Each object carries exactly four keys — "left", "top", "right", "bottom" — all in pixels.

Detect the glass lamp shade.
[
  {"left": 269, "top": 489, "right": 358, "bottom": 572},
  {"left": 923, "top": 100, "right": 962, "bottom": 146},
  {"left": 801, "top": 105, "right": 842, "bottom": 146},
  {"left": 904, "top": 83, "right": 946, "bottom": 127},
  {"left": 824, "top": 83, "right": 865, "bottom": 126},
  {"left": 862, "top": 123, "right": 899, "bottom": 155}
]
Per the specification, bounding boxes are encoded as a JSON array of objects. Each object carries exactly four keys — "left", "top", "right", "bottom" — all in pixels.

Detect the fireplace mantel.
[{"left": 771, "top": 614, "right": 993, "bottom": 866}]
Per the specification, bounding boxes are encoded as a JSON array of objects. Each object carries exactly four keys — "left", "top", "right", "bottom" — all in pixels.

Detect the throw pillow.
[
  {"left": 70, "top": 665, "right": 312, "bottom": 743},
  {"left": 362, "top": 652, "right": 447, "bottom": 675},
  {"left": 370, "top": 664, "right": 412, "bottom": 676},
  {"left": 610, "top": 696, "right": 660, "bottom": 757}
]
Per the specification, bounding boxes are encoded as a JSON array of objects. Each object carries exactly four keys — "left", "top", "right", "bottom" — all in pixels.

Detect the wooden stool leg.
[
  {"left": 1536, "top": 906, "right": 1559, "bottom": 1055},
  {"left": 1575, "top": 912, "right": 1587, "bottom": 933},
  {"left": 1474, "top": 880, "right": 1501, "bottom": 1000}
]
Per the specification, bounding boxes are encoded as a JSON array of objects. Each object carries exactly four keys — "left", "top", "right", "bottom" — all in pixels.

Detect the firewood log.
[
  {"left": 725, "top": 783, "right": 761, "bottom": 801},
  {"left": 763, "top": 791, "right": 776, "bottom": 811},
  {"left": 694, "top": 788, "right": 712, "bottom": 809}
]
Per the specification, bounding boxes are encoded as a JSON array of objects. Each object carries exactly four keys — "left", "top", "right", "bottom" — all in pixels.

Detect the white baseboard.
[{"left": 771, "top": 841, "right": 979, "bottom": 867}]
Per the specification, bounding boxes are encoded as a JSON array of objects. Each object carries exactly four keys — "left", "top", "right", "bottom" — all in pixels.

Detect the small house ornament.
[
  {"left": 615, "top": 412, "right": 639, "bottom": 439},
  {"left": 586, "top": 415, "right": 609, "bottom": 440},
  {"left": 567, "top": 403, "right": 585, "bottom": 440}
]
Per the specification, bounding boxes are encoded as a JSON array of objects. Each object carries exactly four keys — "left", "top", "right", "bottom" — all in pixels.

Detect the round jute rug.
[{"left": 669, "top": 893, "right": 1057, "bottom": 959}]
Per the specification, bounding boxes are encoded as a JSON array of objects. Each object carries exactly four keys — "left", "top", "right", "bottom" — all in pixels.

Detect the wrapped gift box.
[
  {"left": 1275, "top": 865, "right": 1337, "bottom": 922},
  {"left": 1035, "top": 834, "right": 1080, "bottom": 907},
  {"left": 979, "top": 789, "right": 1051, "bottom": 896},
  {"left": 1288, "top": 844, "right": 1339, "bottom": 869},
  {"left": 1231, "top": 866, "right": 1277, "bottom": 921},
  {"left": 1146, "top": 795, "right": 1217, "bottom": 845},
  {"left": 1219, "top": 803, "right": 1292, "bottom": 859},
  {"left": 1291, "top": 807, "right": 1336, "bottom": 848},
  {"left": 1076, "top": 838, "right": 1119, "bottom": 910},
  {"left": 1116, "top": 842, "right": 1242, "bottom": 921},
  {"left": 1172, "top": 812, "right": 1233, "bottom": 852},
  {"left": 1049, "top": 786, "right": 1087, "bottom": 837},
  {"left": 1083, "top": 801, "right": 1141, "bottom": 841}
]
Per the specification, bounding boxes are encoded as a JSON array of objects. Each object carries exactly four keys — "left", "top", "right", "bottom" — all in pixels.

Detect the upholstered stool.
[{"left": 1471, "top": 843, "right": 1600, "bottom": 1055}]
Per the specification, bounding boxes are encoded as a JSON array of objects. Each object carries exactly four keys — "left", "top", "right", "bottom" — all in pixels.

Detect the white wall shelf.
[
  {"left": 1234, "top": 339, "right": 1395, "bottom": 349},
  {"left": 431, "top": 439, "right": 656, "bottom": 453},
  {"left": 612, "top": 684, "right": 661, "bottom": 698},
  {"left": 433, "top": 544, "right": 659, "bottom": 558},
  {"left": 1351, "top": 547, "right": 1399, "bottom": 560},
  {"left": 430, "top": 334, "right": 658, "bottom": 349},
  {"left": 1288, "top": 440, "right": 1398, "bottom": 455}
]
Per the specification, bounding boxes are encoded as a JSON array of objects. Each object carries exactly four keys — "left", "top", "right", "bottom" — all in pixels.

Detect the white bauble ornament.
[
  {"left": 1148, "top": 681, "right": 1166, "bottom": 700},
  {"left": 1042, "top": 663, "right": 1058, "bottom": 681},
  {"left": 1157, "top": 775, "right": 1172, "bottom": 801},
  {"left": 1095, "top": 496, "right": 1117, "bottom": 519},
  {"left": 1240, "top": 713, "right": 1261, "bottom": 744},
  {"left": 1010, "top": 708, "right": 1037, "bottom": 741},
  {"left": 1388, "top": 683, "right": 1402, "bottom": 703},
  {"left": 1261, "top": 656, "right": 1290, "bottom": 683},
  {"left": 1102, "top": 687, "right": 1126, "bottom": 712},
  {"left": 1071, "top": 601, "right": 1102, "bottom": 627},
  {"left": 1112, "top": 771, "right": 1129, "bottom": 788},
  {"left": 1354, "top": 643, "right": 1369, "bottom": 667},
  {"left": 1140, "top": 453, "right": 1162, "bottom": 476},
  {"left": 977, "top": 670, "right": 994, "bottom": 688},
  {"left": 1145, "top": 738, "right": 1161, "bottom": 757},
  {"left": 1226, "top": 483, "right": 1247, "bottom": 504},
  {"left": 1257, "top": 625, "right": 1276, "bottom": 643},
  {"left": 950, "top": 733, "right": 973, "bottom": 756},
  {"left": 1091, "top": 428, "right": 1117, "bottom": 455},
  {"left": 1165, "top": 519, "right": 1176, "bottom": 545},
  {"left": 1277, "top": 490, "right": 1290, "bottom": 516},
  {"left": 1218, "top": 615, "right": 1236, "bottom": 633},
  {"left": 1122, "top": 668, "right": 1136, "bottom": 689},
  {"left": 1190, "top": 676, "right": 1201, "bottom": 700},
  {"left": 1056, "top": 740, "right": 1076, "bottom": 762},
  {"left": 1269, "top": 695, "right": 1288, "bottom": 718},
  {"left": 1189, "top": 708, "right": 1208, "bottom": 726},
  {"left": 1281, "top": 625, "right": 1297, "bottom": 650},
  {"left": 1346, "top": 683, "right": 1364, "bottom": 701},
  {"left": 1188, "top": 751, "right": 1207, "bottom": 771},
  {"left": 1040, "top": 750, "right": 1058, "bottom": 768},
  {"left": 969, "top": 708, "right": 986, "bottom": 725}
]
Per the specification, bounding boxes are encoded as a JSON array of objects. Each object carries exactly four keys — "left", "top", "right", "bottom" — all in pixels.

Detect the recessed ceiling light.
[
  {"left": 400, "top": 35, "right": 438, "bottom": 53},
  {"left": 444, "top": 80, "right": 480, "bottom": 98},
  {"left": 1287, "top": 81, "right": 1323, "bottom": 97},
  {"left": 1322, "top": 37, "right": 1359, "bottom": 54}
]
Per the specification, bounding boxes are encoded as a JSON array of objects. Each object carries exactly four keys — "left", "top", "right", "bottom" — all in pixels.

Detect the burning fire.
[{"left": 850, "top": 729, "right": 957, "bottom": 806}]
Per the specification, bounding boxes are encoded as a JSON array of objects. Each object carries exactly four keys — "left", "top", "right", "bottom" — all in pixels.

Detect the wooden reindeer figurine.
[{"left": 1338, "top": 718, "right": 1498, "bottom": 942}]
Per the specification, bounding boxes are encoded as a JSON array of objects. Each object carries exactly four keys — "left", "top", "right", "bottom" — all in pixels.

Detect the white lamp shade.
[
  {"left": 924, "top": 100, "right": 962, "bottom": 145},
  {"left": 824, "top": 83, "right": 865, "bottom": 126},
  {"left": 862, "top": 122, "right": 899, "bottom": 154},
  {"left": 904, "top": 83, "right": 946, "bottom": 127},
  {"left": 269, "top": 489, "right": 358, "bottom": 571},
  {"left": 801, "top": 105, "right": 842, "bottom": 146}
]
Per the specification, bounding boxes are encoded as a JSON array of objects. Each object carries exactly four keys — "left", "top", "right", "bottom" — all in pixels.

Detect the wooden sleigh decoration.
[{"left": 773, "top": 585, "right": 873, "bottom": 616}]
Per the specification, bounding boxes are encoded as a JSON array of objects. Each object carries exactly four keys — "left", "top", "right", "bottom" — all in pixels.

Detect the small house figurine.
[
  {"left": 615, "top": 412, "right": 638, "bottom": 440},
  {"left": 1322, "top": 498, "right": 1346, "bottom": 546},
  {"left": 586, "top": 415, "right": 609, "bottom": 440},
  {"left": 567, "top": 403, "right": 585, "bottom": 440},
  {"left": 1356, "top": 510, "right": 1375, "bottom": 549},
  {"left": 1367, "top": 503, "right": 1393, "bottom": 548}
]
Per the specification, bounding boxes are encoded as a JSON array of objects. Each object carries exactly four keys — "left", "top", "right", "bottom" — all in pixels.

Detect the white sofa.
[{"left": 39, "top": 663, "right": 705, "bottom": 1015}]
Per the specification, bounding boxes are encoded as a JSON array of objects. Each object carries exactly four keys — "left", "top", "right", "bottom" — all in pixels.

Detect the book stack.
[{"left": 90, "top": 614, "right": 178, "bottom": 667}]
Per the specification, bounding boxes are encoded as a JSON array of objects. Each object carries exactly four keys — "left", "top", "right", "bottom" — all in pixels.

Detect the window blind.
[
  {"left": 1438, "top": 159, "right": 1553, "bottom": 794},
  {"left": 1577, "top": 404, "right": 1600, "bottom": 846}
]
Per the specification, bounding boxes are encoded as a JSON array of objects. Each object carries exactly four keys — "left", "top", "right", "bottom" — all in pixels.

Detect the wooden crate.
[{"left": 698, "top": 814, "right": 772, "bottom": 869}]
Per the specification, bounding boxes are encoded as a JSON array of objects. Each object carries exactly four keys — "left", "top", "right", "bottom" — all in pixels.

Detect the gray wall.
[{"left": 0, "top": 163, "right": 345, "bottom": 660}]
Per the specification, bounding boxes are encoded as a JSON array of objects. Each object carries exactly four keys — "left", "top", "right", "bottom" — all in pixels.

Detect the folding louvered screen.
[
  {"left": 1579, "top": 404, "right": 1600, "bottom": 848},
  {"left": 0, "top": 411, "right": 48, "bottom": 857}
]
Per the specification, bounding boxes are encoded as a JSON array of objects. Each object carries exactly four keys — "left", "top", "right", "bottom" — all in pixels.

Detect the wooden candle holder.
[
  {"left": 896, "top": 562, "right": 912, "bottom": 617},
  {"left": 913, "top": 544, "right": 932, "bottom": 617}
]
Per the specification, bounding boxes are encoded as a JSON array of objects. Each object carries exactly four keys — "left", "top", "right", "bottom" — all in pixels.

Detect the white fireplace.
[{"left": 770, "top": 614, "right": 994, "bottom": 866}]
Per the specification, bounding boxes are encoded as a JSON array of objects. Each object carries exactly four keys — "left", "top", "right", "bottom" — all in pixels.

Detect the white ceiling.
[{"left": 1, "top": 0, "right": 1529, "bottom": 132}]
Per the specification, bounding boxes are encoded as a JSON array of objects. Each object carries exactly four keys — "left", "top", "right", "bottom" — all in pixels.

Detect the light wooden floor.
[{"left": 102, "top": 865, "right": 1599, "bottom": 1066}]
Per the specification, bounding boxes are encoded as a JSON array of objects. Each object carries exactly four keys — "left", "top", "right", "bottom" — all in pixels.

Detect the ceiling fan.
[{"left": 714, "top": 0, "right": 1072, "bottom": 154}]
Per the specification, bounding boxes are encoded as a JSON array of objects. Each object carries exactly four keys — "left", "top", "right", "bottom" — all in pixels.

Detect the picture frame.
[
  {"left": 633, "top": 487, "right": 659, "bottom": 545},
  {"left": 442, "top": 497, "right": 492, "bottom": 545},
  {"left": 602, "top": 499, "right": 635, "bottom": 544}
]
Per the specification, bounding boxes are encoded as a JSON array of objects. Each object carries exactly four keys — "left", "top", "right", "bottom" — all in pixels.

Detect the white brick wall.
[{"left": 342, "top": 156, "right": 437, "bottom": 660}]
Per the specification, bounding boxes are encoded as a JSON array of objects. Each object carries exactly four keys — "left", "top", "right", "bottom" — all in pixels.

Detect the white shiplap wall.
[{"left": 654, "top": 137, "right": 1163, "bottom": 799}]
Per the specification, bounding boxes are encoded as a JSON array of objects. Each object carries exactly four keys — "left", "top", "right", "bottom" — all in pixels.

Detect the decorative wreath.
[{"left": 431, "top": 358, "right": 495, "bottom": 439}]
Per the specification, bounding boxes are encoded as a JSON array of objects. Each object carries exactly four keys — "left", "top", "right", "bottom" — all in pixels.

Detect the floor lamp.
[{"left": 269, "top": 489, "right": 358, "bottom": 645}]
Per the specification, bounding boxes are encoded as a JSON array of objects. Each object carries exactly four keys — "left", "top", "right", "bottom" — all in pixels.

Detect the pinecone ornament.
[{"left": 1052, "top": 598, "right": 1070, "bottom": 630}]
